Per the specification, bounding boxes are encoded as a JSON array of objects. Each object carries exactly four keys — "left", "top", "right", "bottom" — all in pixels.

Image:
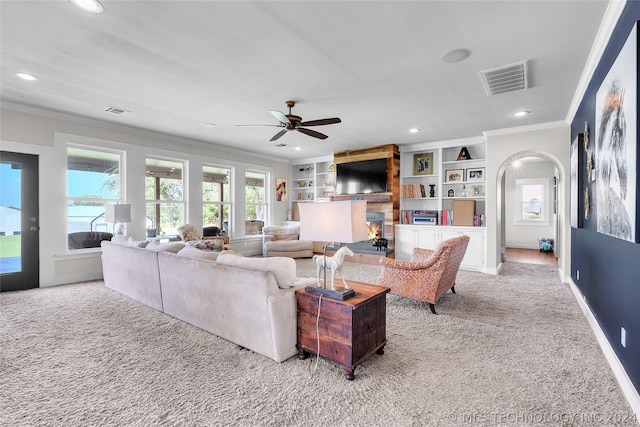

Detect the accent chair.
[
  {"left": 376, "top": 234, "right": 470, "bottom": 314},
  {"left": 177, "top": 224, "right": 229, "bottom": 251},
  {"left": 262, "top": 225, "right": 313, "bottom": 258}
]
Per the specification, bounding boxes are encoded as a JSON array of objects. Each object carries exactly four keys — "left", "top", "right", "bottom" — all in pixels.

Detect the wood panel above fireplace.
[{"left": 332, "top": 144, "right": 400, "bottom": 251}]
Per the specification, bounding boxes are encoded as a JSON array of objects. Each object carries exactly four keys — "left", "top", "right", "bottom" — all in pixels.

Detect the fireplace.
[{"left": 334, "top": 212, "right": 392, "bottom": 255}]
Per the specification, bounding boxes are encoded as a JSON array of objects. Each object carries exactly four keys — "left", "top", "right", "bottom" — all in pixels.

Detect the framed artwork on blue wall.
[
  {"left": 595, "top": 21, "right": 639, "bottom": 243},
  {"left": 570, "top": 133, "right": 584, "bottom": 228}
]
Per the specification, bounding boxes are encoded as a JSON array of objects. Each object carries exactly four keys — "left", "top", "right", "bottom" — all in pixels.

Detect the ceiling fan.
[{"left": 237, "top": 101, "right": 341, "bottom": 141}]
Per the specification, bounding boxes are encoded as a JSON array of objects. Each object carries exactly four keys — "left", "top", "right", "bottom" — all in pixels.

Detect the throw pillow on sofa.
[
  {"left": 216, "top": 252, "right": 296, "bottom": 289},
  {"left": 185, "top": 239, "right": 224, "bottom": 251},
  {"left": 177, "top": 245, "right": 220, "bottom": 261}
]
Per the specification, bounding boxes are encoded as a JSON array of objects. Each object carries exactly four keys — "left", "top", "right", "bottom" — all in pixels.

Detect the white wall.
[
  {"left": 485, "top": 122, "right": 571, "bottom": 281},
  {"left": 1, "top": 107, "right": 292, "bottom": 286},
  {"left": 504, "top": 159, "right": 556, "bottom": 249}
]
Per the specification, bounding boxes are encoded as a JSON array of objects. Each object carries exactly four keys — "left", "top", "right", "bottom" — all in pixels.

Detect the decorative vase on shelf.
[
  {"left": 461, "top": 185, "right": 467, "bottom": 197},
  {"left": 429, "top": 184, "right": 436, "bottom": 198}
]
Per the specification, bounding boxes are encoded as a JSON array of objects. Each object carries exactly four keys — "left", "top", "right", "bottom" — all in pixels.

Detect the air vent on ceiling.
[
  {"left": 105, "top": 106, "right": 130, "bottom": 115},
  {"left": 480, "top": 60, "right": 528, "bottom": 96},
  {"left": 274, "top": 143, "right": 288, "bottom": 148}
]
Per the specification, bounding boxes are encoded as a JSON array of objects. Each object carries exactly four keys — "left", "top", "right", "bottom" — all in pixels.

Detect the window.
[
  {"left": 146, "top": 157, "right": 184, "bottom": 236},
  {"left": 245, "top": 171, "right": 268, "bottom": 235},
  {"left": 203, "top": 165, "right": 231, "bottom": 236},
  {"left": 515, "top": 178, "right": 550, "bottom": 224},
  {"left": 67, "top": 146, "right": 123, "bottom": 248}
]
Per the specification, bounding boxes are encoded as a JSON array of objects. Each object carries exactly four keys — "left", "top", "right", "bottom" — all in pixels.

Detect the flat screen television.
[{"left": 336, "top": 158, "right": 388, "bottom": 195}]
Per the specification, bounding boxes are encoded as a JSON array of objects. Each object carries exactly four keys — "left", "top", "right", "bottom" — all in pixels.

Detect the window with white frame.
[
  {"left": 245, "top": 170, "right": 268, "bottom": 235},
  {"left": 145, "top": 157, "right": 185, "bottom": 236},
  {"left": 515, "top": 178, "right": 550, "bottom": 224},
  {"left": 66, "top": 145, "right": 123, "bottom": 248},
  {"left": 203, "top": 165, "right": 231, "bottom": 236}
]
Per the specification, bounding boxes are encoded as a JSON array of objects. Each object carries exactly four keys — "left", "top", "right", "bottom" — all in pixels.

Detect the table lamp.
[
  {"left": 105, "top": 203, "right": 131, "bottom": 236},
  {"left": 299, "top": 200, "right": 368, "bottom": 300}
]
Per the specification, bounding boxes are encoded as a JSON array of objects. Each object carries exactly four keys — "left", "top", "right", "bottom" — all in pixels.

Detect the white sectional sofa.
[{"left": 100, "top": 238, "right": 316, "bottom": 362}]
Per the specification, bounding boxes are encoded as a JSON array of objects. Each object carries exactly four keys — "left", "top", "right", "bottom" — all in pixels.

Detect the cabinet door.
[
  {"left": 394, "top": 227, "right": 417, "bottom": 260},
  {"left": 439, "top": 229, "right": 485, "bottom": 270},
  {"left": 416, "top": 228, "right": 438, "bottom": 251}
]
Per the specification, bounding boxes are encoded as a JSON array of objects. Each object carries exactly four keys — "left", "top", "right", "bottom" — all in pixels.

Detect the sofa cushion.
[
  {"left": 145, "top": 241, "right": 185, "bottom": 253},
  {"left": 216, "top": 252, "right": 296, "bottom": 289},
  {"left": 263, "top": 225, "right": 299, "bottom": 239},
  {"left": 177, "top": 245, "right": 220, "bottom": 261}
]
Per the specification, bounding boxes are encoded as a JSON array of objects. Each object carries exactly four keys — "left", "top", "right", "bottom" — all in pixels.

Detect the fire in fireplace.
[{"left": 366, "top": 212, "right": 384, "bottom": 241}]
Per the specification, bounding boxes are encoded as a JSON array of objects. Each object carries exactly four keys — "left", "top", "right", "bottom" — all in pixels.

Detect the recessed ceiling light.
[
  {"left": 409, "top": 128, "right": 421, "bottom": 134},
  {"left": 514, "top": 111, "right": 530, "bottom": 117},
  {"left": 294, "top": 147, "right": 302, "bottom": 151},
  {"left": 69, "top": 0, "right": 103, "bottom": 13},
  {"left": 15, "top": 72, "right": 38, "bottom": 81},
  {"left": 201, "top": 122, "right": 217, "bottom": 128},
  {"left": 440, "top": 48, "right": 471, "bottom": 64}
]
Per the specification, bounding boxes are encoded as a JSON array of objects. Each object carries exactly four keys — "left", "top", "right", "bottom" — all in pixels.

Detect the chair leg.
[
  {"left": 429, "top": 303, "right": 437, "bottom": 315},
  {"left": 451, "top": 285, "right": 456, "bottom": 294}
]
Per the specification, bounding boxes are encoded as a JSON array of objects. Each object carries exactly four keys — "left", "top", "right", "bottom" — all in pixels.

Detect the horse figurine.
[{"left": 313, "top": 246, "right": 354, "bottom": 289}]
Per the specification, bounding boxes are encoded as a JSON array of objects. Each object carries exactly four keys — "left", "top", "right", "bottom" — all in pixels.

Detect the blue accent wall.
[{"left": 571, "top": 1, "right": 640, "bottom": 393}]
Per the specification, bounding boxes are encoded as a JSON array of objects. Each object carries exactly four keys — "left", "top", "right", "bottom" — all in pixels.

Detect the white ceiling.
[{"left": 0, "top": 1, "right": 610, "bottom": 161}]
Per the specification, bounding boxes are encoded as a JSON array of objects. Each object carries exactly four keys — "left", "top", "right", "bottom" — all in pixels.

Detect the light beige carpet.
[{"left": 0, "top": 260, "right": 636, "bottom": 426}]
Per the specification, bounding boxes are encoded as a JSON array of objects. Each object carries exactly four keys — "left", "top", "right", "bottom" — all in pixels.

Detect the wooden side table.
[{"left": 296, "top": 281, "right": 390, "bottom": 380}]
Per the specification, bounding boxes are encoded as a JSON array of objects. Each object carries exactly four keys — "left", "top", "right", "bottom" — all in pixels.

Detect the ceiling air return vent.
[
  {"left": 480, "top": 60, "right": 528, "bottom": 96},
  {"left": 105, "top": 106, "right": 130, "bottom": 115}
]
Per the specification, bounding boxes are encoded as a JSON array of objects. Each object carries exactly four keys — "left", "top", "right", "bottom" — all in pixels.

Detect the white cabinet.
[
  {"left": 439, "top": 228, "right": 485, "bottom": 270},
  {"left": 394, "top": 224, "right": 486, "bottom": 272}
]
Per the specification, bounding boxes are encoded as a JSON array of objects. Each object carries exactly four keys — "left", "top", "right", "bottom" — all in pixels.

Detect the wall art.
[
  {"left": 570, "top": 134, "right": 584, "bottom": 228},
  {"left": 276, "top": 178, "right": 287, "bottom": 202},
  {"left": 595, "top": 22, "right": 638, "bottom": 242},
  {"left": 413, "top": 152, "right": 433, "bottom": 175}
]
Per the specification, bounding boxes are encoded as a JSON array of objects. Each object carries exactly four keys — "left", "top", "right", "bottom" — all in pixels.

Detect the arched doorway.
[{"left": 495, "top": 151, "right": 567, "bottom": 276}]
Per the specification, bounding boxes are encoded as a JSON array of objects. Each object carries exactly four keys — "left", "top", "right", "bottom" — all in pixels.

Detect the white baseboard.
[{"left": 568, "top": 279, "right": 640, "bottom": 419}]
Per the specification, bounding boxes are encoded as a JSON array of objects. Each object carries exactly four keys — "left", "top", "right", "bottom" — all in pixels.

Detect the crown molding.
[
  {"left": 565, "top": 0, "right": 627, "bottom": 123},
  {"left": 1, "top": 101, "right": 287, "bottom": 164},
  {"left": 483, "top": 120, "right": 568, "bottom": 137}
]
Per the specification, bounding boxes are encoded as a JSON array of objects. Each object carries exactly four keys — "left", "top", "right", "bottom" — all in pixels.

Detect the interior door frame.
[{"left": 0, "top": 151, "right": 39, "bottom": 292}]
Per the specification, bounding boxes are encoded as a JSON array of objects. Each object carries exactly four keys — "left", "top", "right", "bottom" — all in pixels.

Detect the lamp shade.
[
  {"left": 105, "top": 203, "right": 131, "bottom": 223},
  {"left": 299, "top": 200, "right": 368, "bottom": 244}
]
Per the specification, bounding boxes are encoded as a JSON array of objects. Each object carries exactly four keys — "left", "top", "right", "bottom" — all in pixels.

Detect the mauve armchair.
[{"left": 376, "top": 234, "right": 470, "bottom": 314}]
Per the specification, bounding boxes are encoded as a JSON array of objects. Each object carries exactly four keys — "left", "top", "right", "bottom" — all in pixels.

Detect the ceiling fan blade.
[
  {"left": 300, "top": 117, "right": 341, "bottom": 127},
  {"left": 297, "top": 128, "right": 328, "bottom": 140},
  {"left": 270, "top": 129, "right": 288, "bottom": 141},
  {"left": 235, "top": 124, "right": 283, "bottom": 127},
  {"left": 270, "top": 110, "right": 291, "bottom": 125}
]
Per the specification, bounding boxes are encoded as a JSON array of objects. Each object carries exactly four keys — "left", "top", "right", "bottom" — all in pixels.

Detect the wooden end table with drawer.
[{"left": 295, "top": 281, "right": 390, "bottom": 380}]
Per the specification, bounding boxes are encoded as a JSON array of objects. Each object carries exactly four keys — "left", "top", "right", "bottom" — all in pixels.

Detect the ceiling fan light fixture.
[
  {"left": 70, "top": 0, "right": 103, "bottom": 13},
  {"left": 439, "top": 48, "right": 471, "bottom": 64}
]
